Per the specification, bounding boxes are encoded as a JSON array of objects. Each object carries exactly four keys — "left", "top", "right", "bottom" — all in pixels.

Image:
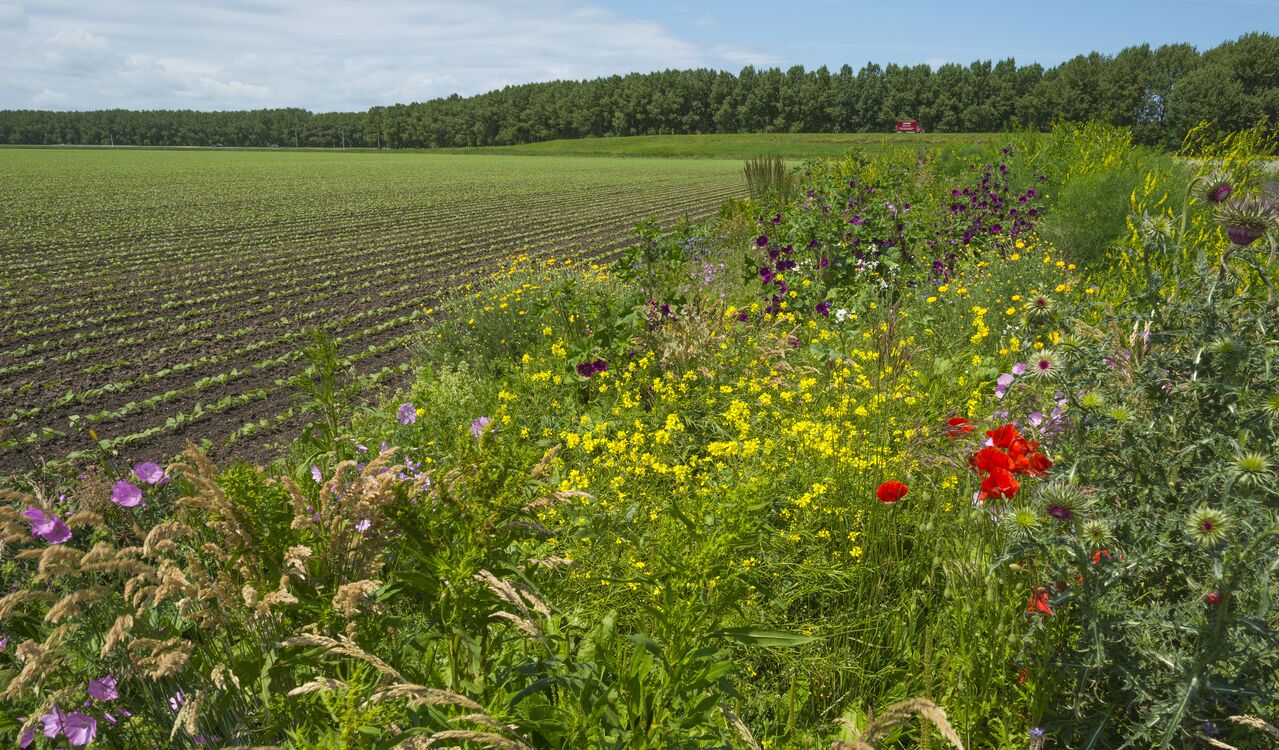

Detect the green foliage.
[
  {"left": 1005, "top": 174, "right": 1279, "bottom": 748},
  {"left": 290, "top": 327, "right": 362, "bottom": 459}
]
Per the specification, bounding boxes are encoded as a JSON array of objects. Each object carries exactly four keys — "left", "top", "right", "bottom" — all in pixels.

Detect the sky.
[{"left": 0, "top": 1, "right": 1275, "bottom": 112}]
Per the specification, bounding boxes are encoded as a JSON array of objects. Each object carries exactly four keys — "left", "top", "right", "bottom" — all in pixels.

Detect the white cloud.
[
  {"left": 31, "top": 88, "right": 68, "bottom": 106},
  {"left": 0, "top": 1, "right": 775, "bottom": 111}
]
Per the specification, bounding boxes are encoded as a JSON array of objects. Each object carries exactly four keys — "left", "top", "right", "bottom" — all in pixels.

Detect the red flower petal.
[
  {"left": 972, "top": 446, "right": 1014, "bottom": 473},
  {"left": 986, "top": 424, "right": 1022, "bottom": 450},
  {"left": 876, "top": 481, "right": 909, "bottom": 503}
]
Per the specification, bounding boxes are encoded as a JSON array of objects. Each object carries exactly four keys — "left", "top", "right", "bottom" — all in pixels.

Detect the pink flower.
[
  {"left": 40, "top": 708, "right": 64, "bottom": 739},
  {"left": 19, "top": 724, "right": 35, "bottom": 749},
  {"left": 311, "top": 465, "right": 323, "bottom": 484},
  {"left": 170, "top": 688, "right": 186, "bottom": 713},
  {"left": 132, "top": 461, "right": 167, "bottom": 485},
  {"left": 355, "top": 519, "right": 371, "bottom": 533},
  {"left": 62, "top": 711, "right": 97, "bottom": 746},
  {"left": 22, "top": 507, "right": 72, "bottom": 544},
  {"left": 111, "top": 480, "right": 143, "bottom": 508},
  {"left": 88, "top": 675, "right": 118, "bottom": 702}
]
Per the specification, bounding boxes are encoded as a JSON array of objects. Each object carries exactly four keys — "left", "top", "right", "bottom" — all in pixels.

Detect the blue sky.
[
  {"left": 1, "top": 1, "right": 1274, "bottom": 111},
  {"left": 606, "top": 1, "right": 1279, "bottom": 71}
]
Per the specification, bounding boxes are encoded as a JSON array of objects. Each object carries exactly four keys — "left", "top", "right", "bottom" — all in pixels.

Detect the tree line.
[{"left": 1, "top": 33, "right": 1274, "bottom": 150}]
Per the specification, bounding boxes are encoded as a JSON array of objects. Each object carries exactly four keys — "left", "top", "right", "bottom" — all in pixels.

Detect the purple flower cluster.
[
  {"left": 20, "top": 675, "right": 127, "bottom": 747},
  {"left": 397, "top": 402, "right": 417, "bottom": 426},
  {"left": 576, "top": 358, "right": 609, "bottom": 378},
  {"left": 755, "top": 232, "right": 798, "bottom": 316}
]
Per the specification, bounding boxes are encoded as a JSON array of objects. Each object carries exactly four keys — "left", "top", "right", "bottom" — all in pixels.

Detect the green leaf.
[{"left": 711, "top": 627, "right": 817, "bottom": 647}]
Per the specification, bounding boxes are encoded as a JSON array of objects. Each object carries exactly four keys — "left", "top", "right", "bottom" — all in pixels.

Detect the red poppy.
[
  {"left": 1027, "top": 588, "right": 1054, "bottom": 615},
  {"left": 979, "top": 467, "right": 1020, "bottom": 500},
  {"left": 986, "top": 424, "right": 1022, "bottom": 450},
  {"left": 1207, "top": 589, "right": 1223, "bottom": 606},
  {"left": 944, "top": 416, "right": 973, "bottom": 437},
  {"left": 972, "top": 446, "right": 1014, "bottom": 473},
  {"left": 876, "top": 481, "right": 909, "bottom": 503},
  {"left": 1007, "top": 438, "right": 1052, "bottom": 477},
  {"left": 1091, "top": 549, "right": 1113, "bottom": 565}
]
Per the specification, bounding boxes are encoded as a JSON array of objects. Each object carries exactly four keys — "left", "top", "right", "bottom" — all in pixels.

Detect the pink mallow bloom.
[
  {"left": 132, "top": 461, "right": 167, "bottom": 485},
  {"left": 62, "top": 711, "right": 97, "bottom": 746},
  {"left": 41, "top": 708, "right": 64, "bottom": 739},
  {"left": 22, "top": 507, "right": 72, "bottom": 544},
  {"left": 87, "top": 675, "right": 119, "bottom": 702},
  {"left": 111, "top": 480, "right": 144, "bottom": 508}
]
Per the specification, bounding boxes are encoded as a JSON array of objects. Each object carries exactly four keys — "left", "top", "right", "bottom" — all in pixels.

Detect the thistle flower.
[
  {"left": 1215, "top": 195, "right": 1279, "bottom": 246},
  {"left": 1027, "top": 350, "right": 1060, "bottom": 380},
  {"left": 1027, "top": 295, "right": 1054, "bottom": 324},
  {"left": 396, "top": 403, "right": 417, "bottom": 426},
  {"left": 1230, "top": 451, "right": 1273, "bottom": 487},
  {"left": 1140, "top": 212, "right": 1176, "bottom": 241},
  {"left": 1261, "top": 393, "right": 1279, "bottom": 420},
  {"left": 1003, "top": 506, "right": 1041, "bottom": 535},
  {"left": 1194, "top": 170, "right": 1234, "bottom": 204},
  {"left": 1039, "top": 481, "right": 1088, "bottom": 523},
  {"left": 1185, "top": 506, "right": 1229, "bottom": 547},
  {"left": 1080, "top": 519, "right": 1112, "bottom": 547},
  {"left": 1106, "top": 405, "right": 1133, "bottom": 422}
]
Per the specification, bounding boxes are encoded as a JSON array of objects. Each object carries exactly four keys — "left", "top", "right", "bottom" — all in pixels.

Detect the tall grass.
[{"left": 744, "top": 155, "right": 796, "bottom": 200}]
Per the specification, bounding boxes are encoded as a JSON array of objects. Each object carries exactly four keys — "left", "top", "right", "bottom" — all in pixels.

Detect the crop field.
[{"left": 0, "top": 148, "right": 743, "bottom": 472}]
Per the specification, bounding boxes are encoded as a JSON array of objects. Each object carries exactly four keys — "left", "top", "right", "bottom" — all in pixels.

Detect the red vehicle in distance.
[{"left": 895, "top": 119, "right": 925, "bottom": 133}]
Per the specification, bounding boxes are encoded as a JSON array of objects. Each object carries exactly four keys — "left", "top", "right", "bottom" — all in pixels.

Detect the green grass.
[{"left": 434, "top": 132, "right": 1011, "bottom": 159}]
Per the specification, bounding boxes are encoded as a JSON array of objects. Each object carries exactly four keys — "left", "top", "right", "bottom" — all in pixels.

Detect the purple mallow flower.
[
  {"left": 1012, "top": 362, "right": 1027, "bottom": 376},
  {"left": 111, "top": 480, "right": 143, "bottom": 508},
  {"left": 132, "top": 461, "right": 167, "bottom": 485},
  {"left": 63, "top": 711, "right": 97, "bottom": 746},
  {"left": 22, "top": 507, "right": 72, "bottom": 544},
  {"left": 88, "top": 675, "right": 118, "bottom": 702},
  {"left": 311, "top": 464, "right": 324, "bottom": 484},
  {"left": 396, "top": 403, "right": 417, "bottom": 425},
  {"left": 41, "top": 709, "right": 64, "bottom": 739},
  {"left": 355, "top": 519, "right": 371, "bottom": 533}
]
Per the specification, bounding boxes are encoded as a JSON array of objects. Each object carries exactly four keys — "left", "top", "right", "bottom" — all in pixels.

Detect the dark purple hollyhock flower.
[
  {"left": 591, "top": 359, "right": 608, "bottom": 373},
  {"left": 815, "top": 301, "right": 830, "bottom": 316},
  {"left": 577, "top": 361, "right": 597, "bottom": 378}
]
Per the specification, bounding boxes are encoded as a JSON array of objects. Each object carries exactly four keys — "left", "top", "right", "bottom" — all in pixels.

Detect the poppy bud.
[{"left": 1207, "top": 589, "right": 1223, "bottom": 606}]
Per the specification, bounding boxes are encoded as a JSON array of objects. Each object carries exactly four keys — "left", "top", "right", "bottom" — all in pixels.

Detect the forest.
[{"left": 0, "top": 32, "right": 1275, "bottom": 150}]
